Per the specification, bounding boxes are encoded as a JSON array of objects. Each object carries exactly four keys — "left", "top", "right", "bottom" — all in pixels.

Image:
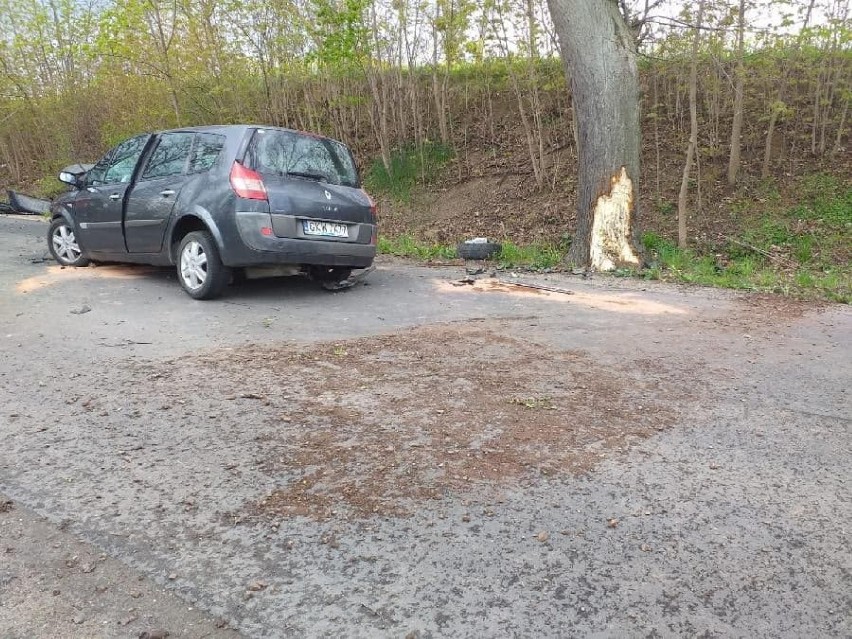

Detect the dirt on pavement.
[{"left": 131, "top": 323, "right": 689, "bottom": 521}]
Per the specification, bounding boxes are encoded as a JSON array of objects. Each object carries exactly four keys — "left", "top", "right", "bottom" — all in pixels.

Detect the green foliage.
[
  {"left": 642, "top": 219, "right": 851, "bottom": 303},
  {"left": 376, "top": 234, "right": 569, "bottom": 271},
  {"left": 377, "top": 235, "right": 457, "bottom": 261},
  {"left": 309, "top": 0, "right": 369, "bottom": 70},
  {"left": 791, "top": 173, "right": 852, "bottom": 226},
  {"left": 495, "top": 242, "right": 566, "bottom": 269},
  {"left": 365, "top": 143, "right": 454, "bottom": 202},
  {"left": 33, "top": 175, "right": 68, "bottom": 199}
]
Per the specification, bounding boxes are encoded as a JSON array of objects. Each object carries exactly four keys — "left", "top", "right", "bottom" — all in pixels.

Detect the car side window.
[
  {"left": 141, "top": 132, "right": 194, "bottom": 180},
  {"left": 98, "top": 135, "right": 150, "bottom": 186},
  {"left": 188, "top": 133, "right": 226, "bottom": 173},
  {"left": 85, "top": 152, "right": 114, "bottom": 186}
]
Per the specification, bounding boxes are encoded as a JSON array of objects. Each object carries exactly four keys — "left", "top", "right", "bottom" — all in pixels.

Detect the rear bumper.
[{"left": 227, "top": 211, "right": 376, "bottom": 268}]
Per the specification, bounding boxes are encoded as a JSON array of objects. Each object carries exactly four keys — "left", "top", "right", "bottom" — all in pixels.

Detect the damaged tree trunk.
[{"left": 547, "top": 0, "right": 641, "bottom": 270}]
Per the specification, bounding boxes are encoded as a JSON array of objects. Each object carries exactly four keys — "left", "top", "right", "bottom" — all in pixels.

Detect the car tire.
[
  {"left": 177, "top": 230, "right": 231, "bottom": 300},
  {"left": 457, "top": 241, "right": 502, "bottom": 260},
  {"left": 309, "top": 266, "right": 353, "bottom": 283},
  {"left": 47, "top": 218, "right": 89, "bottom": 267}
]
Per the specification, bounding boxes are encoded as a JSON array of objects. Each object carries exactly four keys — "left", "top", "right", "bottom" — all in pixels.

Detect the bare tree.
[
  {"left": 677, "top": 0, "right": 705, "bottom": 249},
  {"left": 547, "top": 0, "right": 642, "bottom": 270},
  {"left": 727, "top": 0, "right": 746, "bottom": 186}
]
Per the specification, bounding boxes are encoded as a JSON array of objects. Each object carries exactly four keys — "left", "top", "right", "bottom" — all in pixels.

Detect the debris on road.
[
  {"left": 321, "top": 265, "right": 376, "bottom": 291},
  {"left": 3, "top": 190, "right": 51, "bottom": 216},
  {"left": 496, "top": 279, "right": 574, "bottom": 296},
  {"left": 70, "top": 304, "right": 91, "bottom": 315},
  {"left": 247, "top": 580, "right": 269, "bottom": 592},
  {"left": 457, "top": 238, "right": 502, "bottom": 260}
]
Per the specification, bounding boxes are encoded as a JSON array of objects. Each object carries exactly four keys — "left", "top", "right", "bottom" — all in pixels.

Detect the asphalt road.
[{"left": 0, "top": 215, "right": 849, "bottom": 638}]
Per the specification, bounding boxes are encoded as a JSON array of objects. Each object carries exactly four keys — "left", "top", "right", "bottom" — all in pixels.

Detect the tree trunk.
[
  {"left": 677, "top": 0, "right": 704, "bottom": 249},
  {"left": 833, "top": 95, "right": 849, "bottom": 155},
  {"left": 547, "top": 0, "right": 641, "bottom": 271},
  {"left": 727, "top": 0, "right": 746, "bottom": 186}
]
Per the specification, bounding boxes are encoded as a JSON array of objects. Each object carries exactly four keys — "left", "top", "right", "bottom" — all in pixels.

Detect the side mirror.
[
  {"left": 58, "top": 171, "right": 80, "bottom": 187},
  {"left": 58, "top": 163, "right": 93, "bottom": 189}
]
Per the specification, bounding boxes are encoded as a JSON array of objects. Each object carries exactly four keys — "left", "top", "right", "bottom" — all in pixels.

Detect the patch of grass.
[
  {"left": 377, "top": 234, "right": 457, "bottom": 260},
  {"left": 364, "top": 142, "right": 454, "bottom": 202},
  {"left": 495, "top": 241, "right": 566, "bottom": 269},
  {"left": 378, "top": 235, "right": 571, "bottom": 270},
  {"left": 794, "top": 173, "right": 852, "bottom": 226},
  {"left": 641, "top": 231, "right": 850, "bottom": 303},
  {"left": 33, "top": 174, "right": 67, "bottom": 199}
]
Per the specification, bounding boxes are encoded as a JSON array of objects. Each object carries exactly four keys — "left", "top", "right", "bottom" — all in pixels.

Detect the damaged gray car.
[{"left": 48, "top": 125, "right": 377, "bottom": 299}]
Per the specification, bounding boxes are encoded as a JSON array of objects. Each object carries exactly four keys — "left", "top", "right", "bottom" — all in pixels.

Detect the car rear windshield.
[{"left": 244, "top": 129, "right": 359, "bottom": 188}]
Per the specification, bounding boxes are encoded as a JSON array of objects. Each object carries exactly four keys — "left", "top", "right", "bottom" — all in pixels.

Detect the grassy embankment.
[{"left": 368, "top": 147, "right": 851, "bottom": 303}]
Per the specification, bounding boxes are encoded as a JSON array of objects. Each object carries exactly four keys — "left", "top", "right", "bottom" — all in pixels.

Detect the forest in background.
[{"left": 0, "top": 0, "right": 850, "bottom": 298}]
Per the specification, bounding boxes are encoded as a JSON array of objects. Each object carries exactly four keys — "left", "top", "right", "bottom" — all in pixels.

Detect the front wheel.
[
  {"left": 177, "top": 231, "right": 231, "bottom": 300},
  {"left": 48, "top": 218, "right": 89, "bottom": 267}
]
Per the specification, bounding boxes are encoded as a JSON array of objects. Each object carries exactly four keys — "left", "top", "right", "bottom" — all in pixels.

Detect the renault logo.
[{"left": 324, "top": 190, "right": 332, "bottom": 200}]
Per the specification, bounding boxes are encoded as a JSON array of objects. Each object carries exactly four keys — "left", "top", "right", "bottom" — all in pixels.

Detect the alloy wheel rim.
[
  {"left": 180, "top": 241, "right": 208, "bottom": 290},
  {"left": 52, "top": 224, "right": 81, "bottom": 263}
]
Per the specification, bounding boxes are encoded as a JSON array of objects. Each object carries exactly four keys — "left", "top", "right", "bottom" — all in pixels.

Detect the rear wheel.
[
  {"left": 48, "top": 218, "right": 89, "bottom": 267},
  {"left": 177, "top": 231, "right": 231, "bottom": 300},
  {"left": 308, "top": 266, "right": 352, "bottom": 283}
]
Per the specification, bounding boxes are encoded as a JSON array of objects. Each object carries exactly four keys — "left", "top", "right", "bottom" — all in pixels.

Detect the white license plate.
[{"left": 303, "top": 220, "right": 349, "bottom": 238}]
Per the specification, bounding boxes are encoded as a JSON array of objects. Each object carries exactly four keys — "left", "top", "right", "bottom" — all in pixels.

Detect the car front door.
[
  {"left": 124, "top": 132, "right": 195, "bottom": 253},
  {"left": 73, "top": 135, "right": 151, "bottom": 253}
]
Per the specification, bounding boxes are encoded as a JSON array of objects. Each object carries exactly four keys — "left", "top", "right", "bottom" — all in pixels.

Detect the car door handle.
[
  {"left": 160, "top": 189, "right": 175, "bottom": 197},
  {"left": 108, "top": 193, "right": 121, "bottom": 201}
]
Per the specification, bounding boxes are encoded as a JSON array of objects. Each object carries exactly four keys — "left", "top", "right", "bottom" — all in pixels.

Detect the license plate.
[{"left": 303, "top": 220, "right": 348, "bottom": 238}]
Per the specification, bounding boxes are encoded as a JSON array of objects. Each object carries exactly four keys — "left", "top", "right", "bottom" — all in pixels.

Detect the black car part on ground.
[{"left": 4, "top": 190, "right": 51, "bottom": 216}]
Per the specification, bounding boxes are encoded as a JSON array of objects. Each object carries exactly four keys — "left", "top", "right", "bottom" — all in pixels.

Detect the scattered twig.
[
  {"left": 718, "top": 234, "right": 798, "bottom": 269},
  {"left": 99, "top": 339, "right": 153, "bottom": 348},
  {"left": 496, "top": 279, "right": 575, "bottom": 295}
]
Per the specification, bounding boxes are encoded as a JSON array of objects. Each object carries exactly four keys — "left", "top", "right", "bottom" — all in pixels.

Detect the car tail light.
[
  {"left": 230, "top": 162, "right": 267, "bottom": 201},
  {"left": 361, "top": 189, "right": 377, "bottom": 219}
]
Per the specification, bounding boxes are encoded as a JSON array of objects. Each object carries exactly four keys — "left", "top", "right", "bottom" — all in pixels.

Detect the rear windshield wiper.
[{"left": 284, "top": 170, "right": 329, "bottom": 182}]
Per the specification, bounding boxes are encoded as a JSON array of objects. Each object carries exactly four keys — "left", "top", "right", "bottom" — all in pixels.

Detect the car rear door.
[
  {"left": 73, "top": 135, "right": 150, "bottom": 253},
  {"left": 124, "top": 132, "right": 195, "bottom": 253}
]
